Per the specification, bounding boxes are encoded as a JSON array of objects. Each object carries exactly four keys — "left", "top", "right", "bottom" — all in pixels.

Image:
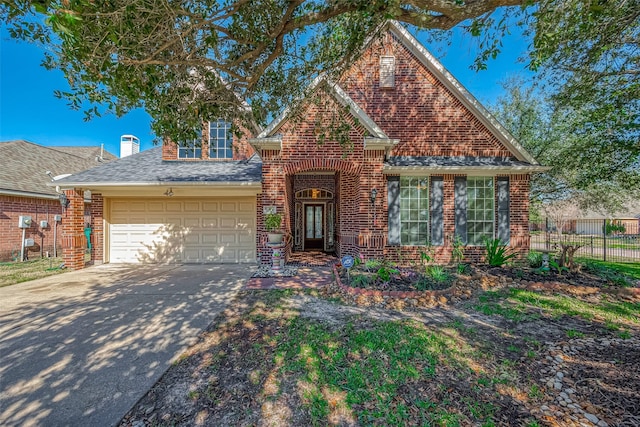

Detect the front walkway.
[
  {"left": 244, "top": 251, "right": 338, "bottom": 290},
  {"left": 0, "top": 263, "right": 249, "bottom": 427}
]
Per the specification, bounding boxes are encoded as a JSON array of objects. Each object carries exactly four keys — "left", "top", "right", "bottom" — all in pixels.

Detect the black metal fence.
[{"left": 530, "top": 218, "right": 640, "bottom": 263}]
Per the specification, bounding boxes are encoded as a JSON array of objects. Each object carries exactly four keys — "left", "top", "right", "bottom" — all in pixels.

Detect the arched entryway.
[{"left": 293, "top": 184, "right": 335, "bottom": 252}]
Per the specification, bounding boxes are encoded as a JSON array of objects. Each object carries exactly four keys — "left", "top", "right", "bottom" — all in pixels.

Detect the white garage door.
[{"left": 109, "top": 198, "right": 256, "bottom": 263}]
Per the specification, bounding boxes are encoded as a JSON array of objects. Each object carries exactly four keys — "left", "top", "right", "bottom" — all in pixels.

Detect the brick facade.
[
  {"left": 254, "top": 27, "right": 535, "bottom": 265},
  {"left": 90, "top": 193, "right": 104, "bottom": 265},
  {"left": 0, "top": 195, "right": 63, "bottom": 261},
  {"left": 61, "top": 189, "right": 86, "bottom": 270},
  {"left": 341, "top": 32, "right": 512, "bottom": 159},
  {"left": 61, "top": 25, "right": 537, "bottom": 270}
]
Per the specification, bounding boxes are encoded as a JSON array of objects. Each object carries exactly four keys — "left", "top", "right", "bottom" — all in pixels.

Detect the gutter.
[
  {"left": 383, "top": 165, "right": 551, "bottom": 174},
  {"left": 46, "top": 181, "right": 262, "bottom": 189},
  {"left": 0, "top": 189, "right": 60, "bottom": 200}
]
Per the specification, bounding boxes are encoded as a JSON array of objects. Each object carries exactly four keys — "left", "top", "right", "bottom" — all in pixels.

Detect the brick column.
[
  {"left": 90, "top": 193, "right": 104, "bottom": 264},
  {"left": 510, "top": 174, "right": 531, "bottom": 257},
  {"left": 62, "top": 188, "right": 85, "bottom": 270}
]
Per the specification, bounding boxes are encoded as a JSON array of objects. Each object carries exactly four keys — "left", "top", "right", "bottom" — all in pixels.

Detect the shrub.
[
  {"left": 427, "top": 265, "right": 449, "bottom": 283},
  {"left": 376, "top": 266, "right": 399, "bottom": 282},
  {"left": 451, "top": 234, "right": 465, "bottom": 264},
  {"left": 604, "top": 220, "right": 626, "bottom": 235},
  {"left": 527, "top": 251, "right": 543, "bottom": 268},
  {"left": 364, "top": 259, "right": 383, "bottom": 271},
  {"left": 456, "top": 263, "right": 471, "bottom": 275},
  {"left": 484, "top": 238, "right": 517, "bottom": 267},
  {"left": 264, "top": 213, "right": 282, "bottom": 232}
]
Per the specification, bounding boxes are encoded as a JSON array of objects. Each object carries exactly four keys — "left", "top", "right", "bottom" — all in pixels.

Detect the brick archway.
[{"left": 283, "top": 158, "right": 362, "bottom": 176}]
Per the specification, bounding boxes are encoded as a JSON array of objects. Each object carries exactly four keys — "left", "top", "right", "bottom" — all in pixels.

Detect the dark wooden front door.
[{"left": 304, "top": 204, "right": 324, "bottom": 250}]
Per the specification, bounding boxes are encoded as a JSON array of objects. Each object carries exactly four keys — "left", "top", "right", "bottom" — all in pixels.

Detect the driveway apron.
[{"left": 0, "top": 263, "right": 249, "bottom": 427}]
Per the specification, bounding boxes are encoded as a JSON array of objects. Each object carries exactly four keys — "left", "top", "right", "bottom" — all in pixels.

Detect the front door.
[{"left": 304, "top": 204, "right": 324, "bottom": 250}]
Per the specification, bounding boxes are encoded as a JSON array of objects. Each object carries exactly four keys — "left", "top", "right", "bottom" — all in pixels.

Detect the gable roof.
[
  {"left": 386, "top": 21, "right": 538, "bottom": 164},
  {"left": 0, "top": 140, "right": 117, "bottom": 199},
  {"left": 253, "top": 21, "right": 541, "bottom": 166},
  {"left": 257, "top": 77, "right": 389, "bottom": 140},
  {"left": 52, "top": 147, "right": 262, "bottom": 188}
]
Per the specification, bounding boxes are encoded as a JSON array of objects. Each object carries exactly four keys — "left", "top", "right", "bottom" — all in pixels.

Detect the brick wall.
[
  {"left": 62, "top": 189, "right": 86, "bottom": 270},
  {"left": 254, "top": 31, "right": 533, "bottom": 266},
  {"left": 90, "top": 192, "right": 104, "bottom": 264},
  {"left": 0, "top": 195, "right": 64, "bottom": 261},
  {"left": 341, "top": 32, "right": 513, "bottom": 159},
  {"left": 510, "top": 174, "right": 531, "bottom": 256}
]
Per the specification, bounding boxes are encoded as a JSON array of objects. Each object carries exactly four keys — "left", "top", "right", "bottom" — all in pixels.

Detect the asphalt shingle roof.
[
  {"left": 0, "top": 140, "right": 117, "bottom": 197},
  {"left": 54, "top": 147, "right": 263, "bottom": 185},
  {"left": 51, "top": 146, "right": 118, "bottom": 161},
  {"left": 385, "top": 156, "right": 533, "bottom": 168}
]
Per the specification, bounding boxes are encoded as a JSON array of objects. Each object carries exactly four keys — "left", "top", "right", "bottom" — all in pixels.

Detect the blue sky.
[{"left": 0, "top": 23, "right": 532, "bottom": 158}]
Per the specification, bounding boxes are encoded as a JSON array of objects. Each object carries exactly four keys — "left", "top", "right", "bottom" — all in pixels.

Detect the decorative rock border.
[
  {"left": 530, "top": 336, "right": 640, "bottom": 427},
  {"left": 329, "top": 265, "right": 640, "bottom": 309}
]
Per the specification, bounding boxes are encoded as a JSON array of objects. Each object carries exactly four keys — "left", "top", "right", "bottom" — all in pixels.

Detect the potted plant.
[{"left": 265, "top": 212, "right": 284, "bottom": 244}]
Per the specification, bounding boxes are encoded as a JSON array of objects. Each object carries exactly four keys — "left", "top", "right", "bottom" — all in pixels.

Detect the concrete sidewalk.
[{"left": 0, "top": 263, "right": 250, "bottom": 427}]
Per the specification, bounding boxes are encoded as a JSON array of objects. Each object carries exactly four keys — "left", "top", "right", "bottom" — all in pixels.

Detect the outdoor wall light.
[
  {"left": 164, "top": 188, "right": 174, "bottom": 197},
  {"left": 370, "top": 188, "right": 378, "bottom": 205},
  {"left": 59, "top": 193, "right": 70, "bottom": 209}
]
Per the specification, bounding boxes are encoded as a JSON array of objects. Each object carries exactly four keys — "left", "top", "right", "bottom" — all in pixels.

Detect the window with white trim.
[
  {"left": 209, "top": 120, "right": 233, "bottom": 159},
  {"left": 467, "top": 176, "right": 495, "bottom": 245},
  {"left": 178, "top": 140, "right": 202, "bottom": 159},
  {"left": 399, "top": 177, "right": 429, "bottom": 245}
]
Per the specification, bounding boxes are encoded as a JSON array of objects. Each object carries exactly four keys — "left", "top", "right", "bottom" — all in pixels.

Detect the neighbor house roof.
[
  {"left": 0, "top": 140, "right": 117, "bottom": 199},
  {"left": 383, "top": 156, "right": 549, "bottom": 174},
  {"left": 50, "top": 146, "right": 118, "bottom": 162},
  {"left": 579, "top": 201, "right": 640, "bottom": 220},
  {"left": 52, "top": 147, "right": 263, "bottom": 188}
]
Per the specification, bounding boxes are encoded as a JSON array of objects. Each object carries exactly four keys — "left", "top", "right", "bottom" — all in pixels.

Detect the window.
[
  {"left": 380, "top": 55, "right": 395, "bottom": 88},
  {"left": 209, "top": 120, "right": 233, "bottom": 159},
  {"left": 399, "top": 177, "right": 429, "bottom": 245},
  {"left": 178, "top": 140, "right": 201, "bottom": 159},
  {"left": 467, "top": 176, "right": 495, "bottom": 245}
]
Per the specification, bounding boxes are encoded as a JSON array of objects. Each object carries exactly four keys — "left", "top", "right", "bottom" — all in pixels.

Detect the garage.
[{"left": 108, "top": 197, "right": 256, "bottom": 263}]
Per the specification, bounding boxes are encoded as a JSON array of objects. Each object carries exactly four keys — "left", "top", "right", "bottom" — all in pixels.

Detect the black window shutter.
[
  {"left": 430, "top": 176, "right": 444, "bottom": 245},
  {"left": 387, "top": 176, "right": 400, "bottom": 246},
  {"left": 454, "top": 177, "right": 467, "bottom": 244},
  {"left": 497, "top": 177, "right": 510, "bottom": 244}
]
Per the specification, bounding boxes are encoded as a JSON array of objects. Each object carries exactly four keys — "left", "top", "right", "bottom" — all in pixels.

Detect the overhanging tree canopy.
[{"left": 2, "top": 0, "right": 638, "bottom": 151}]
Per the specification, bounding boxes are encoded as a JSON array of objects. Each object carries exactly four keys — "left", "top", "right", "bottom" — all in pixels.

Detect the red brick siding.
[
  {"left": 90, "top": 193, "right": 104, "bottom": 264},
  {"left": 0, "top": 195, "right": 64, "bottom": 261},
  {"left": 341, "top": 32, "right": 513, "bottom": 158},
  {"left": 510, "top": 174, "right": 531, "bottom": 256},
  {"left": 293, "top": 175, "right": 335, "bottom": 194},
  {"left": 62, "top": 189, "right": 86, "bottom": 270}
]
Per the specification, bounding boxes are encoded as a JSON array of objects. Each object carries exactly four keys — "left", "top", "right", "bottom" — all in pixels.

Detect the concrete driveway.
[{"left": 0, "top": 263, "right": 251, "bottom": 427}]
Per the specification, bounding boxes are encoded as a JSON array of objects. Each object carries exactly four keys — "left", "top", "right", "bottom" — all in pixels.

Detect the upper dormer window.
[
  {"left": 209, "top": 120, "right": 233, "bottom": 159},
  {"left": 178, "top": 140, "right": 202, "bottom": 159},
  {"left": 380, "top": 55, "right": 396, "bottom": 88}
]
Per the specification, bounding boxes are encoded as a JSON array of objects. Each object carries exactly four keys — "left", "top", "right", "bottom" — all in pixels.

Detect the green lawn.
[
  {"left": 0, "top": 257, "right": 65, "bottom": 287},
  {"left": 579, "top": 259, "right": 640, "bottom": 282},
  {"left": 124, "top": 283, "right": 640, "bottom": 427}
]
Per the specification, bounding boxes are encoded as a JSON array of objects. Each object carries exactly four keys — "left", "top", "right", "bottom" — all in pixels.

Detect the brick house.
[
  {"left": 0, "top": 140, "right": 116, "bottom": 261},
  {"left": 54, "top": 22, "right": 546, "bottom": 270}
]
